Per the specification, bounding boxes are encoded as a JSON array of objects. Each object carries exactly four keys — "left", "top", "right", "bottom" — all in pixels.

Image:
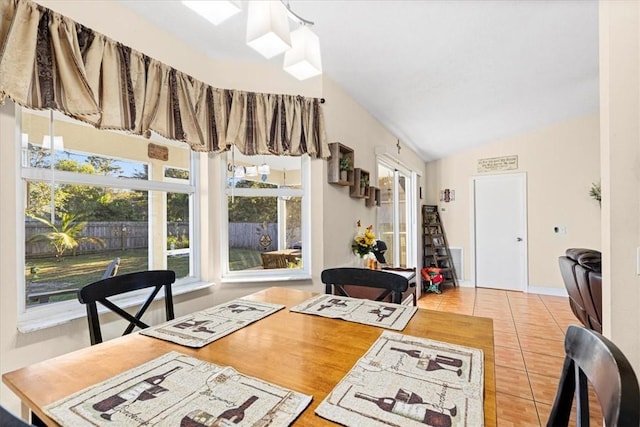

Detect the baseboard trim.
[
  {"left": 526, "top": 286, "right": 568, "bottom": 297},
  {"left": 449, "top": 281, "right": 568, "bottom": 297}
]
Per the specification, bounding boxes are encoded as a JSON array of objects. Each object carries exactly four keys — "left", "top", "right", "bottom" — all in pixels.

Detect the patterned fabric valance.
[{"left": 0, "top": 0, "right": 329, "bottom": 158}]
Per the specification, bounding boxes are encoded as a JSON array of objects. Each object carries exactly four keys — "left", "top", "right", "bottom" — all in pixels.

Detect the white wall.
[
  {"left": 321, "top": 77, "right": 427, "bottom": 271},
  {"left": 425, "top": 113, "right": 601, "bottom": 290},
  {"left": 599, "top": 0, "right": 640, "bottom": 375}
]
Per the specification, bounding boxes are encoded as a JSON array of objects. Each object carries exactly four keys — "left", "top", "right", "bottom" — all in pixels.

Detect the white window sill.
[
  {"left": 17, "top": 280, "right": 215, "bottom": 333},
  {"left": 220, "top": 271, "right": 312, "bottom": 284}
]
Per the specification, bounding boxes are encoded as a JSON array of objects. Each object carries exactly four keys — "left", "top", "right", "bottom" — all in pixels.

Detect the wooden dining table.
[{"left": 2, "top": 286, "right": 496, "bottom": 426}]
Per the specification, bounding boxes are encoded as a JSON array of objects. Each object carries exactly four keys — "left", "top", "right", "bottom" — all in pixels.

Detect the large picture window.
[
  {"left": 221, "top": 147, "right": 310, "bottom": 281},
  {"left": 21, "top": 108, "right": 199, "bottom": 309}
]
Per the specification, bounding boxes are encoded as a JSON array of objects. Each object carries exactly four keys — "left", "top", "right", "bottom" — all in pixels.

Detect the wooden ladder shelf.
[{"left": 422, "top": 205, "right": 459, "bottom": 289}]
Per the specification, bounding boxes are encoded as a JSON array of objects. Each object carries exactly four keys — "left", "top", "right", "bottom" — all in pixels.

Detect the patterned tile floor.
[{"left": 417, "top": 286, "right": 603, "bottom": 426}]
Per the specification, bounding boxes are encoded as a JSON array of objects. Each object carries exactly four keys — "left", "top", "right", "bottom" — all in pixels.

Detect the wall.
[
  {"left": 599, "top": 0, "right": 640, "bottom": 375},
  {"left": 0, "top": 0, "right": 428, "bottom": 415},
  {"left": 321, "top": 77, "right": 427, "bottom": 271},
  {"left": 425, "top": 113, "right": 601, "bottom": 291}
]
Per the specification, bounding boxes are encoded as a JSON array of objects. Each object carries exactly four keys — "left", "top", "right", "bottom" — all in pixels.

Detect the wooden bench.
[
  {"left": 27, "top": 288, "right": 79, "bottom": 304},
  {"left": 26, "top": 257, "right": 120, "bottom": 304}
]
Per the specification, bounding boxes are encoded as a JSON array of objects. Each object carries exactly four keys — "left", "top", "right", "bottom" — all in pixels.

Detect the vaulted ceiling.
[{"left": 119, "top": 0, "right": 599, "bottom": 161}]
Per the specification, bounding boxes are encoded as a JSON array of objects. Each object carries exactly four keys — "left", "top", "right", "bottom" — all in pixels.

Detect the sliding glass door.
[{"left": 377, "top": 160, "right": 416, "bottom": 268}]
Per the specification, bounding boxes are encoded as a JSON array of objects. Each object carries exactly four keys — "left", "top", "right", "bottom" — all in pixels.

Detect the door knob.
[{"left": 516, "top": 237, "right": 523, "bottom": 242}]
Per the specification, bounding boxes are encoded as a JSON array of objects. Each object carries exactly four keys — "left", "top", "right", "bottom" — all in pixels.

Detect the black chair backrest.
[
  {"left": 321, "top": 267, "right": 410, "bottom": 304},
  {"left": 77, "top": 270, "right": 176, "bottom": 345},
  {"left": 547, "top": 325, "right": 640, "bottom": 426},
  {"left": 0, "top": 405, "right": 33, "bottom": 426}
]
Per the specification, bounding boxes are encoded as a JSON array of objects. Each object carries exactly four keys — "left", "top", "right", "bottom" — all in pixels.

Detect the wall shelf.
[
  {"left": 327, "top": 142, "right": 354, "bottom": 186},
  {"left": 350, "top": 168, "right": 370, "bottom": 199},
  {"left": 366, "top": 186, "right": 381, "bottom": 207}
]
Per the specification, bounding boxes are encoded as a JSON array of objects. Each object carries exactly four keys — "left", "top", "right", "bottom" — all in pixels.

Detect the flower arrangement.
[{"left": 352, "top": 220, "right": 376, "bottom": 257}]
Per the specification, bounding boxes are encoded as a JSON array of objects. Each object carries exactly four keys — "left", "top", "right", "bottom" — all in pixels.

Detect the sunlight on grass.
[
  {"left": 25, "top": 249, "right": 190, "bottom": 306},
  {"left": 229, "top": 248, "right": 262, "bottom": 271}
]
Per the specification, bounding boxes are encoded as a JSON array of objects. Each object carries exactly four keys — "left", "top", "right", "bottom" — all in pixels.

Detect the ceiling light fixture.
[
  {"left": 182, "top": 0, "right": 241, "bottom": 26},
  {"left": 283, "top": 25, "right": 322, "bottom": 80},
  {"left": 280, "top": 169, "right": 292, "bottom": 200},
  {"left": 281, "top": 1, "right": 322, "bottom": 80},
  {"left": 183, "top": 0, "right": 322, "bottom": 80},
  {"left": 42, "top": 135, "right": 64, "bottom": 151},
  {"left": 245, "top": 166, "right": 258, "bottom": 177},
  {"left": 246, "top": 1, "right": 291, "bottom": 59}
]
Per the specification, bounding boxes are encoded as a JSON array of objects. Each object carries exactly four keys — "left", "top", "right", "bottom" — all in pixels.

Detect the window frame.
[
  {"left": 219, "top": 154, "right": 312, "bottom": 282},
  {"left": 376, "top": 155, "right": 419, "bottom": 269},
  {"left": 16, "top": 107, "right": 209, "bottom": 331}
]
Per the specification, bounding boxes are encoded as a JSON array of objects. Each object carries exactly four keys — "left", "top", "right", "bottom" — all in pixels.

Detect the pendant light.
[
  {"left": 246, "top": 1, "right": 291, "bottom": 59},
  {"left": 42, "top": 135, "right": 64, "bottom": 151},
  {"left": 245, "top": 166, "right": 258, "bottom": 177},
  {"left": 258, "top": 162, "right": 270, "bottom": 182},
  {"left": 283, "top": 25, "right": 322, "bottom": 80}
]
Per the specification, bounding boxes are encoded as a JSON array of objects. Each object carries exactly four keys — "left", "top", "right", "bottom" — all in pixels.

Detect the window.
[
  {"left": 221, "top": 147, "right": 310, "bottom": 281},
  {"left": 21, "top": 108, "right": 199, "bottom": 310}
]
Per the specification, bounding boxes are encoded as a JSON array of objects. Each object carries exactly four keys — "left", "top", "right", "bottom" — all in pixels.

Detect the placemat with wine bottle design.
[
  {"left": 289, "top": 294, "right": 418, "bottom": 330},
  {"left": 44, "top": 351, "right": 312, "bottom": 426},
  {"left": 316, "top": 330, "right": 484, "bottom": 427},
  {"left": 140, "top": 299, "right": 284, "bottom": 347}
]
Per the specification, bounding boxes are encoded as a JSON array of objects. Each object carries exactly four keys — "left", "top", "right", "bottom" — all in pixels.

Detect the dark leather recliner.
[{"left": 558, "top": 248, "right": 602, "bottom": 333}]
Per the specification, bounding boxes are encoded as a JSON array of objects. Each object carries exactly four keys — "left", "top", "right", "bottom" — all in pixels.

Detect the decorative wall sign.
[
  {"left": 477, "top": 155, "right": 518, "bottom": 173},
  {"left": 148, "top": 143, "right": 169, "bottom": 161}
]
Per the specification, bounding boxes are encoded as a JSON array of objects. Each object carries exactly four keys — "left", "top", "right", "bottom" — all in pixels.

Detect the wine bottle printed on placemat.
[
  {"left": 92, "top": 366, "right": 182, "bottom": 420},
  {"left": 180, "top": 396, "right": 258, "bottom": 427},
  {"left": 390, "top": 347, "right": 464, "bottom": 377},
  {"left": 45, "top": 352, "right": 312, "bottom": 426},
  {"left": 315, "top": 331, "right": 484, "bottom": 426},
  {"left": 354, "top": 388, "right": 456, "bottom": 427}
]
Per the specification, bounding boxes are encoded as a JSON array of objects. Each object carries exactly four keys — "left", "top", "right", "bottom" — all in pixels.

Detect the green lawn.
[
  {"left": 24, "top": 247, "right": 263, "bottom": 306},
  {"left": 229, "top": 248, "right": 262, "bottom": 271},
  {"left": 25, "top": 249, "right": 190, "bottom": 305}
]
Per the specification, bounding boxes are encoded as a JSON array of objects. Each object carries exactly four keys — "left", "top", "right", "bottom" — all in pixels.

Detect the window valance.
[{"left": 0, "top": 0, "right": 329, "bottom": 158}]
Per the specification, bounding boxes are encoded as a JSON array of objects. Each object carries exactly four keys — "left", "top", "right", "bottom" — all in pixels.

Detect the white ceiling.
[{"left": 119, "top": 0, "right": 599, "bottom": 161}]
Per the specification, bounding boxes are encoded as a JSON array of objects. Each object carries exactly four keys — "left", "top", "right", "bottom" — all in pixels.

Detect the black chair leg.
[{"left": 32, "top": 412, "right": 46, "bottom": 426}]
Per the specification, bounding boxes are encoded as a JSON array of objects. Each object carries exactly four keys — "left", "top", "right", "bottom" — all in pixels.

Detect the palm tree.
[{"left": 28, "top": 213, "right": 105, "bottom": 261}]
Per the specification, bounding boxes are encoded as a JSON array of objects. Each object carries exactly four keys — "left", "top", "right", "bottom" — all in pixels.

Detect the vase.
[
  {"left": 354, "top": 252, "right": 376, "bottom": 269},
  {"left": 340, "top": 170, "right": 348, "bottom": 182}
]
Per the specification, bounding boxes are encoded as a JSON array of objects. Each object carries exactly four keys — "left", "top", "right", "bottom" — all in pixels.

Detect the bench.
[{"left": 26, "top": 257, "right": 120, "bottom": 304}]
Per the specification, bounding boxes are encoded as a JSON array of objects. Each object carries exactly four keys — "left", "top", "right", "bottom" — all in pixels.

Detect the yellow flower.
[{"left": 352, "top": 223, "right": 377, "bottom": 257}]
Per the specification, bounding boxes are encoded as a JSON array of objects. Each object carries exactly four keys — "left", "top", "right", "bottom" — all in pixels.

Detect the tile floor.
[{"left": 417, "top": 286, "right": 603, "bottom": 427}]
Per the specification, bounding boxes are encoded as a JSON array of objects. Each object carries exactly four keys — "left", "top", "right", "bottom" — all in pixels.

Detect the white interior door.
[{"left": 473, "top": 173, "right": 528, "bottom": 290}]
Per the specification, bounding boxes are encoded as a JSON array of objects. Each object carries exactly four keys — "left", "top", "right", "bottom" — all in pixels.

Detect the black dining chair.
[
  {"left": 321, "top": 267, "right": 416, "bottom": 306},
  {"left": 546, "top": 325, "right": 640, "bottom": 426},
  {"left": 77, "top": 270, "right": 176, "bottom": 345},
  {"left": 0, "top": 405, "right": 33, "bottom": 427}
]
